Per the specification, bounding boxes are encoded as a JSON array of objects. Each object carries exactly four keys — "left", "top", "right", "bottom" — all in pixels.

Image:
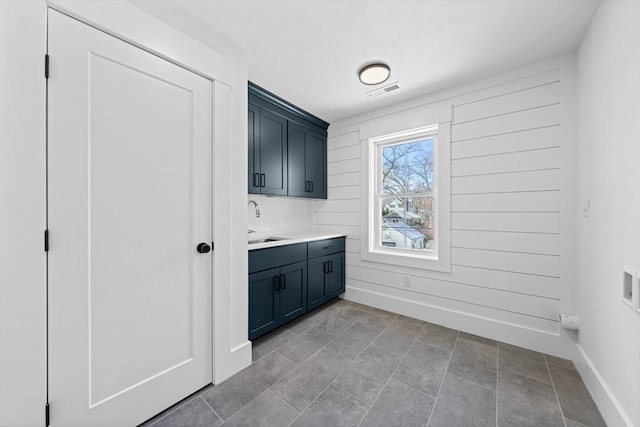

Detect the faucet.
[
  {"left": 248, "top": 229, "right": 257, "bottom": 234},
  {"left": 248, "top": 200, "right": 260, "bottom": 218}
]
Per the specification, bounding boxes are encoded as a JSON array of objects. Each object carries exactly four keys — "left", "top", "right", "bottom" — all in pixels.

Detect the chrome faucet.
[
  {"left": 248, "top": 200, "right": 260, "bottom": 218},
  {"left": 248, "top": 229, "right": 257, "bottom": 234}
]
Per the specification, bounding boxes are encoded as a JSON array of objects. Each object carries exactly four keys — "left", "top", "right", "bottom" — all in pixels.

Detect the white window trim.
[{"left": 360, "top": 123, "right": 451, "bottom": 272}]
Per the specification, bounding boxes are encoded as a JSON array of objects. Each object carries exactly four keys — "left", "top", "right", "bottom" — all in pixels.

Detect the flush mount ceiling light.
[{"left": 358, "top": 62, "right": 391, "bottom": 85}]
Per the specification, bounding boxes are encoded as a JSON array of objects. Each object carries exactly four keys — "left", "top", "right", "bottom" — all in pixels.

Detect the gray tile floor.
[{"left": 142, "top": 299, "right": 606, "bottom": 427}]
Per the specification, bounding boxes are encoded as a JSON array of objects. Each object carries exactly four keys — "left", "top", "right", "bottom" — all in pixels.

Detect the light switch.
[{"left": 581, "top": 200, "right": 590, "bottom": 217}]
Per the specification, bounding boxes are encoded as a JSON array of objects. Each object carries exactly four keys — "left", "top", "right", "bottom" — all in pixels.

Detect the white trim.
[
  {"left": 575, "top": 344, "right": 634, "bottom": 427},
  {"left": 360, "top": 119, "right": 451, "bottom": 273},
  {"left": 342, "top": 286, "right": 573, "bottom": 357}
]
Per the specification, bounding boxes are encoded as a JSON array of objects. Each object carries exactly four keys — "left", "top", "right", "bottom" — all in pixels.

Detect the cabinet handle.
[
  {"left": 329, "top": 260, "right": 333, "bottom": 273},
  {"left": 305, "top": 181, "right": 310, "bottom": 192},
  {"left": 253, "top": 173, "right": 259, "bottom": 188},
  {"left": 280, "top": 274, "right": 286, "bottom": 289},
  {"left": 324, "top": 261, "right": 328, "bottom": 274},
  {"left": 323, "top": 245, "right": 332, "bottom": 250},
  {"left": 260, "top": 173, "right": 266, "bottom": 188},
  {"left": 274, "top": 275, "right": 280, "bottom": 291},
  {"left": 310, "top": 181, "right": 313, "bottom": 193}
]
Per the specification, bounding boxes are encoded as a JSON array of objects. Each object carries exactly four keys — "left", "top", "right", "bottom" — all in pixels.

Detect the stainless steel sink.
[{"left": 248, "top": 237, "right": 289, "bottom": 245}]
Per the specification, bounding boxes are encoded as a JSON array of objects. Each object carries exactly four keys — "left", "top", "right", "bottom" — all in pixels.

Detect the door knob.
[{"left": 196, "top": 242, "right": 211, "bottom": 253}]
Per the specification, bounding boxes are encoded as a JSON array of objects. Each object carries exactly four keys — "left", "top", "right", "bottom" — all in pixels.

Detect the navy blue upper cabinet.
[
  {"left": 288, "top": 122, "right": 327, "bottom": 198},
  {"left": 248, "top": 82, "right": 329, "bottom": 199},
  {"left": 248, "top": 104, "right": 287, "bottom": 195}
]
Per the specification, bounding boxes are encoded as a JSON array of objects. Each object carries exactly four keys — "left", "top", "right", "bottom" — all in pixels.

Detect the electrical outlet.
[{"left": 403, "top": 275, "right": 412, "bottom": 288}]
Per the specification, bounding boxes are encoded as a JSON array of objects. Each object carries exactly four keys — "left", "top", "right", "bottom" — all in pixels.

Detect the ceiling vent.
[{"left": 367, "top": 81, "right": 401, "bottom": 97}]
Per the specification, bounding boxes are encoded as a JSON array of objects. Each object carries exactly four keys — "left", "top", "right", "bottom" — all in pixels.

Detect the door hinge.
[
  {"left": 45, "top": 402, "right": 50, "bottom": 426},
  {"left": 45, "top": 54, "right": 49, "bottom": 79},
  {"left": 44, "top": 229, "right": 49, "bottom": 252}
]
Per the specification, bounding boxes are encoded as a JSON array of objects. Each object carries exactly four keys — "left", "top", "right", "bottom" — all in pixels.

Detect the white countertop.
[{"left": 248, "top": 231, "right": 346, "bottom": 250}]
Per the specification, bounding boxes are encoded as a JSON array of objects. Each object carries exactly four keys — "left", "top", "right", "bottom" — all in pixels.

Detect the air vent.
[{"left": 367, "top": 81, "right": 401, "bottom": 97}]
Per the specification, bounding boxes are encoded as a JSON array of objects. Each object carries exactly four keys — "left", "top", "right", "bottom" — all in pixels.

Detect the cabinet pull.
[
  {"left": 274, "top": 275, "right": 280, "bottom": 291},
  {"left": 253, "top": 173, "right": 259, "bottom": 188},
  {"left": 323, "top": 245, "right": 332, "bottom": 250},
  {"left": 310, "top": 181, "right": 313, "bottom": 193},
  {"left": 280, "top": 274, "right": 286, "bottom": 289},
  {"left": 324, "top": 261, "right": 328, "bottom": 274},
  {"left": 306, "top": 181, "right": 311, "bottom": 192},
  {"left": 329, "top": 260, "right": 333, "bottom": 273},
  {"left": 260, "top": 173, "right": 266, "bottom": 188}
]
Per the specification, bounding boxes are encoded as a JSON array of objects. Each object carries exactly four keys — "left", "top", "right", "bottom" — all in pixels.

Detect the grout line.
[
  {"left": 426, "top": 331, "right": 460, "bottom": 426},
  {"left": 268, "top": 389, "right": 301, "bottom": 414},
  {"left": 200, "top": 396, "right": 224, "bottom": 423},
  {"left": 545, "top": 355, "right": 569, "bottom": 427},
  {"left": 331, "top": 383, "right": 374, "bottom": 408},
  {"left": 287, "top": 307, "right": 391, "bottom": 427},
  {"left": 357, "top": 322, "right": 428, "bottom": 427}
]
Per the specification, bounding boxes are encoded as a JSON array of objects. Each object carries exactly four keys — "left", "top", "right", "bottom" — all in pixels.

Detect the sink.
[{"left": 248, "top": 237, "right": 289, "bottom": 245}]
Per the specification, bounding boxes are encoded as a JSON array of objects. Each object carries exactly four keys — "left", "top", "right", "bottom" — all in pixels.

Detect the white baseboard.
[
  {"left": 214, "top": 341, "right": 252, "bottom": 384},
  {"left": 344, "top": 286, "right": 573, "bottom": 359},
  {"left": 575, "top": 344, "right": 634, "bottom": 427}
]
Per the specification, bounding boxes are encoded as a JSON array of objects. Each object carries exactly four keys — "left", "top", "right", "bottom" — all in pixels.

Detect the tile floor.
[{"left": 142, "top": 299, "right": 606, "bottom": 427}]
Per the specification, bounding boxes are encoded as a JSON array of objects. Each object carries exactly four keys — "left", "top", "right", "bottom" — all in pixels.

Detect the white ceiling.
[{"left": 138, "top": 0, "right": 600, "bottom": 123}]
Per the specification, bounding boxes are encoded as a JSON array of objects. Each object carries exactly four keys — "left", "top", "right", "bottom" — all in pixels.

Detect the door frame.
[{"left": 0, "top": 2, "right": 251, "bottom": 425}]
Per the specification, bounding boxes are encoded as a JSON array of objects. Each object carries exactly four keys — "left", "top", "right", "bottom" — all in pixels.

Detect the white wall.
[
  {"left": 0, "top": 2, "right": 250, "bottom": 425},
  {"left": 315, "top": 55, "right": 578, "bottom": 357},
  {"left": 247, "top": 195, "right": 316, "bottom": 238},
  {"left": 575, "top": 1, "right": 640, "bottom": 426}
]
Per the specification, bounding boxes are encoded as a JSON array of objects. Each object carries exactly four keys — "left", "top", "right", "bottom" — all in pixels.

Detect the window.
[{"left": 362, "top": 124, "right": 451, "bottom": 272}]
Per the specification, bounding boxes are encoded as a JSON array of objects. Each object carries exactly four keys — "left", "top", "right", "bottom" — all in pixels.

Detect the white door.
[{"left": 47, "top": 10, "right": 213, "bottom": 427}]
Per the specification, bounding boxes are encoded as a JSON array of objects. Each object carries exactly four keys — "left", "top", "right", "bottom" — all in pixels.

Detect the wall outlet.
[
  {"left": 403, "top": 275, "right": 412, "bottom": 288},
  {"left": 622, "top": 265, "right": 638, "bottom": 312}
]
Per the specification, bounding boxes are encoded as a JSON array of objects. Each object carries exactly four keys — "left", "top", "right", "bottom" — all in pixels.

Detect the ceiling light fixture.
[{"left": 358, "top": 62, "right": 391, "bottom": 85}]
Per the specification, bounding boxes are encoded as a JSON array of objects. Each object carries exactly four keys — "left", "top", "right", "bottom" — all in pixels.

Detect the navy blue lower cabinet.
[
  {"left": 249, "top": 263, "right": 307, "bottom": 341},
  {"left": 249, "top": 237, "right": 345, "bottom": 340},
  {"left": 326, "top": 252, "right": 345, "bottom": 297},
  {"left": 248, "top": 267, "right": 281, "bottom": 340},
  {"left": 279, "top": 261, "right": 307, "bottom": 323},
  {"left": 307, "top": 252, "right": 345, "bottom": 311}
]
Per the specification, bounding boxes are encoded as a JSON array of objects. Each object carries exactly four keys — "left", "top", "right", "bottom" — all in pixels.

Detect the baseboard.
[
  {"left": 575, "top": 344, "right": 634, "bottom": 427},
  {"left": 214, "top": 341, "right": 252, "bottom": 385},
  {"left": 343, "top": 286, "right": 573, "bottom": 359}
]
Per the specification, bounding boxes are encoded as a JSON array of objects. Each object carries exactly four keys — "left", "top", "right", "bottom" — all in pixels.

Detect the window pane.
[
  {"left": 380, "top": 195, "right": 435, "bottom": 251},
  {"left": 381, "top": 138, "right": 434, "bottom": 195}
]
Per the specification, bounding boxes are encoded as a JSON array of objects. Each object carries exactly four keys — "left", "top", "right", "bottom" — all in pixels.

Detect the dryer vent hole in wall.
[{"left": 367, "top": 81, "right": 401, "bottom": 97}]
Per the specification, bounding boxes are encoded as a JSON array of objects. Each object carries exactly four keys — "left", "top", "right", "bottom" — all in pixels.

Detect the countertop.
[{"left": 248, "top": 231, "right": 346, "bottom": 251}]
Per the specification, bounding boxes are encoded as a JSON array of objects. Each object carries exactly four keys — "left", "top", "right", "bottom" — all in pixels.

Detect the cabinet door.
[
  {"left": 279, "top": 261, "right": 307, "bottom": 323},
  {"left": 306, "top": 130, "right": 327, "bottom": 198},
  {"left": 248, "top": 103, "right": 261, "bottom": 194},
  {"left": 308, "top": 255, "right": 329, "bottom": 310},
  {"left": 326, "top": 253, "right": 345, "bottom": 297},
  {"left": 287, "top": 122, "right": 307, "bottom": 197},
  {"left": 259, "top": 109, "right": 287, "bottom": 195},
  {"left": 248, "top": 267, "right": 281, "bottom": 340}
]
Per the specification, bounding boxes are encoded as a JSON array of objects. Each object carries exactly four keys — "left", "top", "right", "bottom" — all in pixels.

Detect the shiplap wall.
[{"left": 315, "top": 57, "right": 576, "bottom": 352}]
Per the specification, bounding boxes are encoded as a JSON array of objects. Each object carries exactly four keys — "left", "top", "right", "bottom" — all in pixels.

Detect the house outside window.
[{"left": 361, "top": 123, "right": 451, "bottom": 272}]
